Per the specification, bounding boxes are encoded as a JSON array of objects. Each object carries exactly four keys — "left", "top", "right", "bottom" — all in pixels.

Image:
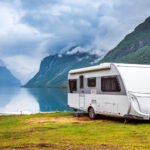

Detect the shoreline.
[{"left": 0, "top": 110, "right": 71, "bottom": 116}]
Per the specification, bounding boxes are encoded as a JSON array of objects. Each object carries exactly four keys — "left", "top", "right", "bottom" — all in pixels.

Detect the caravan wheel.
[{"left": 88, "top": 107, "right": 96, "bottom": 119}]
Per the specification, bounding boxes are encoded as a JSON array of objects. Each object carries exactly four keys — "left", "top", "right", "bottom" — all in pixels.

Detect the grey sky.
[{"left": 0, "top": 0, "right": 150, "bottom": 83}]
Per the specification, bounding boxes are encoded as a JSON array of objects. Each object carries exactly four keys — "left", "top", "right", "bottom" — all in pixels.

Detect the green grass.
[{"left": 0, "top": 112, "right": 150, "bottom": 149}]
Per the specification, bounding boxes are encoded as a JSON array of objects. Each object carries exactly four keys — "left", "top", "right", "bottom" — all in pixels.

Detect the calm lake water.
[{"left": 0, "top": 87, "right": 71, "bottom": 115}]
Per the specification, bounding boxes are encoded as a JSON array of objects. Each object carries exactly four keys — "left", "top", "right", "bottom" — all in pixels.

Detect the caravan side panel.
[
  {"left": 68, "top": 93, "right": 79, "bottom": 109},
  {"left": 84, "top": 94, "right": 129, "bottom": 116},
  {"left": 68, "top": 63, "right": 130, "bottom": 117}
]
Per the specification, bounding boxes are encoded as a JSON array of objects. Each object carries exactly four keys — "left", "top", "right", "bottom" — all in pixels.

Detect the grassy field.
[{"left": 0, "top": 112, "right": 150, "bottom": 150}]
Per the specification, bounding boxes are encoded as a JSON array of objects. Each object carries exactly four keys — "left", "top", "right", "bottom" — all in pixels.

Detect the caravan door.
[
  {"left": 79, "top": 93, "right": 85, "bottom": 108},
  {"left": 79, "top": 75, "right": 85, "bottom": 108}
]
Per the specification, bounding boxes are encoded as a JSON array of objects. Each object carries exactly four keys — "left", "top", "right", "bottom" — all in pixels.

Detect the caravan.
[{"left": 68, "top": 63, "right": 150, "bottom": 120}]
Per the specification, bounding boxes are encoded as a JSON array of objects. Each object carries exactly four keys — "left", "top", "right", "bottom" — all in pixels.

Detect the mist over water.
[{"left": 0, "top": 87, "right": 70, "bottom": 115}]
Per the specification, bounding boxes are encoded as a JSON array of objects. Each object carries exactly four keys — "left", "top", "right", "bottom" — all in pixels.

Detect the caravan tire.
[
  {"left": 73, "top": 108, "right": 77, "bottom": 112},
  {"left": 88, "top": 107, "right": 96, "bottom": 119}
]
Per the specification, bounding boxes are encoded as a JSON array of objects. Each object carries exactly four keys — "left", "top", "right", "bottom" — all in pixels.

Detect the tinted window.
[
  {"left": 80, "top": 76, "right": 84, "bottom": 89},
  {"left": 69, "top": 80, "right": 77, "bottom": 92},
  {"left": 101, "top": 76, "right": 121, "bottom": 92},
  {"left": 88, "top": 78, "right": 96, "bottom": 87}
]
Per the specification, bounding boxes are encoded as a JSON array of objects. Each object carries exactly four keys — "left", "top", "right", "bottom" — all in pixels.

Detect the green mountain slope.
[
  {"left": 100, "top": 17, "right": 150, "bottom": 64},
  {"left": 25, "top": 16, "right": 150, "bottom": 88},
  {"left": 25, "top": 51, "right": 101, "bottom": 88},
  {"left": 113, "top": 46, "right": 150, "bottom": 64}
]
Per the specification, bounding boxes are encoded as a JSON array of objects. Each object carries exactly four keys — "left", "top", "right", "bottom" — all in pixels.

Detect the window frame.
[
  {"left": 87, "top": 77, "right": 96, "bottom": 87},
  {"left": 101, "top": 76, "right": 121, "bottom": 92},
  {"left": 79, "top": 75, "right": 84, "bottom": 89},
  {"left": 69, "top": 79, "right": 77, "bottom": 93}
]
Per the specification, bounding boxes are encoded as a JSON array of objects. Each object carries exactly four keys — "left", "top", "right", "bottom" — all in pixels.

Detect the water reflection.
[
  {"left": 0, "top": 87, "right": 18, "bottom": 107},
  {"left": 27, "top": 88, "right": 70, "bottom": 112},
  {"left": 0, "top": 87, "right": 70, "bottom": 114},
  {"left": 0, "top": 88, "right": 40, "bottom": 114}
]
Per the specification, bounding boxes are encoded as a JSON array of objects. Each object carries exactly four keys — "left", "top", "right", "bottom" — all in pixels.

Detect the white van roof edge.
[
  {"left": 69, "top": 63, "right": 111, "bottom": 75},
  {"left": 69, "top": 63, "right": 150, "bottom": 75}
]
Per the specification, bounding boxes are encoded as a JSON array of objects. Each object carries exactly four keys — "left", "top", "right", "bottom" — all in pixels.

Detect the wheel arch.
[{"left": 87, "top": 106, "right": 92, "bottom": 111}]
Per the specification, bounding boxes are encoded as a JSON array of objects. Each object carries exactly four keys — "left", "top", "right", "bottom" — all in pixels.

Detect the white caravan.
[{"left": 67, "top": 63, "right": 150, "bottom": 120}]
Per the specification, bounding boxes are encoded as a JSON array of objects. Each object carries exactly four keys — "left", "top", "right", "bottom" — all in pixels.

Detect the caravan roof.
[{"left": 69, "top": 63, "right": 150, "bottom": 75}]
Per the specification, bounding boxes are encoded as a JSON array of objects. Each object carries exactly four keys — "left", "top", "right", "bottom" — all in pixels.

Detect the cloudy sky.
[{"left": 0, "top": 0, "right": 150, "bottom": 84}]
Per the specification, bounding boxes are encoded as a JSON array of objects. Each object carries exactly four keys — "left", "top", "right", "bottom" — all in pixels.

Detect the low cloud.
[
  {"left": 2, "top": 55, "right": 45, "bottom": 84},
  {"left": 0, "top": 0, "right": 150, "bottom": 83}
]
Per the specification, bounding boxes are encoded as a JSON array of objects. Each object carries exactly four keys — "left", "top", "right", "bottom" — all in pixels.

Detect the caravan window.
[
  {"left": 88, "top": 78, "right": 96, "bottom": 87},
  {"left": 69, "top": 80, "right": 77, "bottom": 92},
  {"left": 101, "top": 76, "right": 121, "bottom": 92},
  {"left": 80, "top": 75, "right": 84, "bottom": 88}
]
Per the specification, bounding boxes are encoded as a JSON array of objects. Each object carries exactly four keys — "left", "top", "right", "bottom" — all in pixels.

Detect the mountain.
[
  {"left": 0, "top": 66, "right": 21, "bottom": 87},
  {"left": 100, "top": 17, "right": 150, "bottom": 64},
  {"left": 25, "top": 48, "right": 102, "bottom": 88},
  {"left": 26, "top": 17, "right": 150, "bottom": 88}
]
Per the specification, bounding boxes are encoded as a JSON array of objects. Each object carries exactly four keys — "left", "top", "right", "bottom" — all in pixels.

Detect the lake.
[{"left": 0, "top": 87, "right": 71, "bottom": 115}]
